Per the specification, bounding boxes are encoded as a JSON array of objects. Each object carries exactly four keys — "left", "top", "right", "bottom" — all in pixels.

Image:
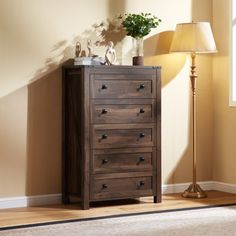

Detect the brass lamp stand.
[
  {"left": 182, "top": 53, "right": 206, "bottom": 198},
  {"left": 170, "top": 22, "right": 217, "bottom": 199}
]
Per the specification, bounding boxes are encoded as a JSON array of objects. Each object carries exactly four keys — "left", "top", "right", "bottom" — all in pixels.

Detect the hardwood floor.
[{"left": 1, "top": 191, "right": 236, "bottom": 228}]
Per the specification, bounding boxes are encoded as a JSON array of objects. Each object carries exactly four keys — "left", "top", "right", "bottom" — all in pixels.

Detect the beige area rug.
[{"left": 1, "top": 206, "right": 236, "bottom": 236}]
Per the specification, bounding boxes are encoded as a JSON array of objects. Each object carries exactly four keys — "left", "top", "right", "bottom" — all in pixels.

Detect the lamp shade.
[{"left": 170, "top": 22, "right": 217, "bottom": 53}]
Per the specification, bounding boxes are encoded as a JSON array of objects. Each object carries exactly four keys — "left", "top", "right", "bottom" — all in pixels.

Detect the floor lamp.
[{"left": 170, "top": 22, "right": 217, "bottom": 198}]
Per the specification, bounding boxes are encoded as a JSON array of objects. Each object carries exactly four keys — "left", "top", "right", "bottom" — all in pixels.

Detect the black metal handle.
[
  {"left": 139, "top": 181, "right": 145, "bottom": 186},
  {"left": 139, "top": 108, "right": 145, "bottom": 113},
  {"left": 102, "top": 159, "right": 108, "bottom": 164},
  {"left": 101, "top": 84, "right": 108, "bottom": 90},
  {"left": 139, "top": 156, "right": 145, "bottom": 162},
  {"left": 101, "top": 134, "right": 108, "bottom": 139},
  {"left": 139, "top": 84, "right": 145, "bottom": 90},
  {"left": 139, "top": 133, "right": 145, "bottom": 138},
  {"left": 102, "top": 184, "right": 108, "bottom": 189},
  {"left": 101, "top": 108, "right": 108, "bottom": 114}
]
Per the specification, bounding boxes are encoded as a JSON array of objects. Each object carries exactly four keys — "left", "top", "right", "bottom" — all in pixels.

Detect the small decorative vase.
[{"left": 132, "top": 37, "right": 144, "bottom": 66}]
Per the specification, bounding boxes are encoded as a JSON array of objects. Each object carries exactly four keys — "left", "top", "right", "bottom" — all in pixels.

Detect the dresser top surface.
[{"left": 62, "top": 65, "right": 161, "bottom": 69}]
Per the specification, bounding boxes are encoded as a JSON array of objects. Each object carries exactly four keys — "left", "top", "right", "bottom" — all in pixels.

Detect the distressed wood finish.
[
  {"left": 91, "top": 176, "right": 153, "bottom": 200},
  {"left": 91, "top": 99, "right": 156, "bottom": 124},
  {"left": 90, "top": 74, "right": 156, "bottom": 99},
  {"left": 62, "top": 65, "right": 161, "bottom": 209},
  {"left": 92, "top": 124, "right": 156, "bottom": 149},
  {"left": 92, "top": 151, "right": 153, "bottom": 174}
]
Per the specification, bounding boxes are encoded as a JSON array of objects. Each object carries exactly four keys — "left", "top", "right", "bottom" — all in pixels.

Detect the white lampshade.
[{"left": 170, "top": 22, "right": 217, "bottom": 53}]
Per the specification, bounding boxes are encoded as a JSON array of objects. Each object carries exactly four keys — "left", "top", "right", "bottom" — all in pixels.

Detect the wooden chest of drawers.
[{"left": 62, "top": 65, "right": 161, "bottom": 209}]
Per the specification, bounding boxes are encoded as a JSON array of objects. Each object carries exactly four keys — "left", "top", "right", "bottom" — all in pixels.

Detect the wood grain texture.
[
  {"left": 62, "top": 65, "right": 161, "bottom": 209},
  {"left": 62, "top": 68, "right": 83, "bottom": 202},
  {"left": 92, "top": 125, "right": 155, "bottom": 149},
  {"left": 92, "top": 151, "right": 153, "bottom": 174},
  {"left": 91, "top": 76, "right": 156, "bottom": 99},
  {"left": 91, "top": 99, "right": 156, "bottom": 124},
  {"left": 91, "top": 176, "right": 153, "bottom": 200},
  {"left": 1, "top": 191, "right": 236, "bottom": 228}
]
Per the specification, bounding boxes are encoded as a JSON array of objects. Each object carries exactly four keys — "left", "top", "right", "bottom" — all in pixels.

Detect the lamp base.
[{"left": 182, "top": 183, "right": 207, "bottom": 198}]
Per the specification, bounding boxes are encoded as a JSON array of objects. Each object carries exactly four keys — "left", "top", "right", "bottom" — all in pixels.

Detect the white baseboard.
[
  {"left": 1, "top": 181, "right": 236, "bottom": 209},
  {"left": 162, "top": 181, "right": 215, "bottom": 194},
  {"left": 0, "top": 194, "right": 61, "bottom": 209},
  {"left": 212, "top": 181, "right": 236, "bottom": 194},
  {"left": 162, "top": 181, "right": 236, "bottom": 194}
]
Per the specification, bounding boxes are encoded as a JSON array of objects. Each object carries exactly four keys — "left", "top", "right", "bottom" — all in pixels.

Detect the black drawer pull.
[
  {"left": 101, "top": 84, "right": 108, "bottom": 90},
  {"left": 101, "top": 134, "right": 108, "bottom": 139},
  {"left": 139, "top": 108, "right": 145, "bottom": 113},
  {"left": 102, "top": 184, "right": 108, "bottom": 189},
  {"left": 139, "top": 133, "right": 145, "bottom": 138},
  {"left": 139, "top": 181, "right": 145, "bottom": 186},
  {"left": 101, "top": 108, "right": 108, "bottom": 114},
  {"left": 139, "top": 156, "right": 145, "bottom": 162},
  {"left": 139, "top": 84, "right": 145, "bottom": 90},
  {"left": 102, "top": 159, "right": 108, "bottom": 164}
]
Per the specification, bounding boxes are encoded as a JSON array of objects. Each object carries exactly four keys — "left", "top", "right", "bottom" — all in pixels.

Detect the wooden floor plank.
[{"left": 1, "top": 191, "right": 236, "bottom": 228}]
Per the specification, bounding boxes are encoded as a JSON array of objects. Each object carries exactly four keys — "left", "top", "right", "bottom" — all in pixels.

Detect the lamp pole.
[
  {"left": 190, "top": 52, "right": 197, "bottom": 187},
  {"left": 182, "top": 53, "right": 207, "bottom": 198}
]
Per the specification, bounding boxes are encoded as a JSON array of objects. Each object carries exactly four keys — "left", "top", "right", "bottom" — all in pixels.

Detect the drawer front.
[
  {"left": 91, "top": 101, "right": 156, "bottom": 124},
  {"left": 90, "top": 74, "right": 156, "bottom": 99},
  {"left": 92, "top": 124, "right": 155, "bottom": 149},
  {"left": 92, "top": 152, "right": 153, "bottom": 173},
  {"left": 91, "top": 177, "right": 153, "bottom": 200}
]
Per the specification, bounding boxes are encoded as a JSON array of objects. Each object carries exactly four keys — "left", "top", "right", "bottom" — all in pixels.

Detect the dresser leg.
[
  {"left": 154, "top": 196, "right": 157, "bottom": 203},
  {"left": 154, "top": 195, "right": 161, "bottom": 203},
  {"left": 81, "top": 200, "right": 90, "bottom": 210}
]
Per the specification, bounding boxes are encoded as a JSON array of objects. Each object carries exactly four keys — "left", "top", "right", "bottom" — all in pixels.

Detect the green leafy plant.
[{"left": 118, "top": 13, "right": 161, "bottom": 38}]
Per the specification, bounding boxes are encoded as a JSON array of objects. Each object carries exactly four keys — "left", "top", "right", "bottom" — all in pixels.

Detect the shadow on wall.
[
  {"left": 26, "top": 68, "right": 62, "bottom": 195},
  {"left": 94, "top": 19, "right": 126, "bottom": 47},
  {"left": 144, "top": 30, "right": 192, "bottom": 185},
  {"left": 0, "top": 1, "right": 124, "bottom": 196},
  {"left": 144, "top": 31, "right": 174, "bottom": 56},
  {"left": 144, "top": 31, "right": 187, "bottom": 87},
  {"left": 25, "top": 20, "right": 125, "bottom": 195},
  {"left": 31, "top": 20, "right": 125, "bottom": 85},
  {"left": 25, "top": 1, "right": 126, "bottom": 196}
]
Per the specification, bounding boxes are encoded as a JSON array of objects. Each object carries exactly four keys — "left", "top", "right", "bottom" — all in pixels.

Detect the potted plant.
[{"left": 118, "top": 13, "right": 161, "bottom": 65}]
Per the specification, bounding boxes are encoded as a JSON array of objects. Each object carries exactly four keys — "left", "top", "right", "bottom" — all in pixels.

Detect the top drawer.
[{"left": 90, "top": 74, "right": 156, "bottom": 99}]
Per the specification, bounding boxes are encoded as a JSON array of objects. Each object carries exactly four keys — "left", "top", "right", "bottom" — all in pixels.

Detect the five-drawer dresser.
[{"left": 62, "top": 65, "right": 161, "bottom": 209}]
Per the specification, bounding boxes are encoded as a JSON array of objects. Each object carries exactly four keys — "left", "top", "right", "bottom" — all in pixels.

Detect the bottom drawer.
[{"left": 91, "top": 176, "right": 153, "bottom": 200}]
